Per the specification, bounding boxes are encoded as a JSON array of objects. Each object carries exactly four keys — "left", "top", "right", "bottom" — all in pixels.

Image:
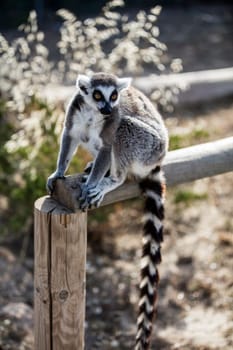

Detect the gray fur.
[
  {"left": 91, "top": 72, "right": 117, "bottom": 88},
  {"left": 47, "top": 72, "right": 168, "bottom": 349},
  {"left": 47, "top": 72, "right": 168, "bottom": 204}
]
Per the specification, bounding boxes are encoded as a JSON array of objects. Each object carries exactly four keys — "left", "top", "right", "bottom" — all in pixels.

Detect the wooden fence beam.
[
  {"left": 42, "top": 67, "right": 233, "bottom": 107},
  {"left": 34, "top": 197, "right": 87, "bottom": 349},
  {"left": 52, "top": 137, "right": 233, "bottom": 210}
]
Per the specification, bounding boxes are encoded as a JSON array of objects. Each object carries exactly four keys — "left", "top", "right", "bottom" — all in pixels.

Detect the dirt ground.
[{"left": 0, "top": 100, "right": 232, "bottom": 349}]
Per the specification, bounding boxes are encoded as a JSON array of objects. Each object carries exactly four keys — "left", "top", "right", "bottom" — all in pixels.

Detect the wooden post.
[{"left": 34, "top": 196, "right": 87, "bottom": 350}]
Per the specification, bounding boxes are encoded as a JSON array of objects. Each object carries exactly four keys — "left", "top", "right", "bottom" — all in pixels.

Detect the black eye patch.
[
  {"left": 93, "top": 90, "right": 104, "bottom": 102},
  {"left": 110, "top": 89, "right": 118, "bottom": 102}
]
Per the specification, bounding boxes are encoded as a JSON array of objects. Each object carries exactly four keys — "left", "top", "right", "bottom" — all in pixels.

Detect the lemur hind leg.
[
  {"left": 81, "top": 162, "right": 94, "bottom": 183},
  {"left": 83, "top": 161, "right": 110, "bottom": 179}
]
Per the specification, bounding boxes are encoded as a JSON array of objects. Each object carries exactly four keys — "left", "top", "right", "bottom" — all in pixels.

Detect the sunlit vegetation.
[{"left": 0, "top": 0, "right": 183, "bottom": 236}]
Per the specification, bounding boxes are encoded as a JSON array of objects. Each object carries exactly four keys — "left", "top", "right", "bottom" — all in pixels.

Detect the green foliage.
[
  {"left": 0, "top": 102, "right": 14, "bottom": 178},
  {"left": 0, "top": 1, "right": 184, "bottom": 236},
  {"left": 174, "top": 189, "right": 208, "bottom": 204},
  {"left": 169, "top": 128, "right": 210, "bottom": 150},
  {"left": 0, "top": 96, "right": 88, "bottom": 235}
]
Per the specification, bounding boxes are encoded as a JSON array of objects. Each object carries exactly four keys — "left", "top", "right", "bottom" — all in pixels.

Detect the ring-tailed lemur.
[{"left": 47, "top": 72, "right": 168, "bottom": 350}]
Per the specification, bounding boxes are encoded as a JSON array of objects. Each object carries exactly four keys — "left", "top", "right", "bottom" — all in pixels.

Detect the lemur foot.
[
  {"left": 79, "top": 184, "right": 104, "bottom": 210},
  {"left": 81, "top": 161, "right": 94, "bottom": 184},
  {"left": 46, "top": 172, "right": 65, "bottom": 195}
]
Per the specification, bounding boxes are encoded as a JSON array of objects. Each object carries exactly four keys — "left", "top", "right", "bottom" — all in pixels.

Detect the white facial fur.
[
  {"left": 76, "top": 74, "right": 91, "bottom": 89},
  {"left": 76, "top": 74, "right": 131, "bottom": 112}
]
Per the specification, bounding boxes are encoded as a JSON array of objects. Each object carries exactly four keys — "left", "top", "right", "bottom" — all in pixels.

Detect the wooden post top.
[{"left": 34, "top": 196, "right": 74, "bottom": 214}]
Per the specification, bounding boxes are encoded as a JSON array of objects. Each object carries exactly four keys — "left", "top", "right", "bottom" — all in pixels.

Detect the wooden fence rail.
[
  {"left": 34, "top": 137, "right": 233, "bottom": 349},
  {"left": 52, "top": 136, "right": 233, "bottom": 210}
]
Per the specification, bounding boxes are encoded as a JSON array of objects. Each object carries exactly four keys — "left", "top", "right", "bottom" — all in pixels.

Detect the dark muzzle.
[{"left": 100, "top": 103, "right": 112, "bottom": 116}]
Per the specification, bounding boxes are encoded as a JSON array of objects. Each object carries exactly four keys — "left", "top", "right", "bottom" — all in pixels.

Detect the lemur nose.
[{"left": 100, "top": 103, "right": 112, "bottom": 116}]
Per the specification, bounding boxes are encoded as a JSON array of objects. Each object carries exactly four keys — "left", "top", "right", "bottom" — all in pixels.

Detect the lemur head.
[{"left": 76, "top": 73, "right": 131, "bottom": 116}]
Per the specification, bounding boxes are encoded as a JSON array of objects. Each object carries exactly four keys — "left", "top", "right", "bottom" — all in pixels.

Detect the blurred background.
[{"left": 0, "top": 1, "right": 232, "bottom": 349}]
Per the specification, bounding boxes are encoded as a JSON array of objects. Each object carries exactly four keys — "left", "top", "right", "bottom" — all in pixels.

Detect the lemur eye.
[
  {"left": 110, "top": 90, "right": 118, "bottom": 102},
  {"left": 93, "top": 90, "right": 102, "bottom": 101}
]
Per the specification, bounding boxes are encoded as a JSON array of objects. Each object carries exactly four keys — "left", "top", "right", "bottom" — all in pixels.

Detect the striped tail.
[{"left": 136, "top": 167, "right": 166, "bottom": 350}]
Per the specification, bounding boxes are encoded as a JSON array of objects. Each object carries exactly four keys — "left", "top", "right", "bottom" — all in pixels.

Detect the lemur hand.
[{"left": 46, "top": 171, "right": 65, "bottom": 195}]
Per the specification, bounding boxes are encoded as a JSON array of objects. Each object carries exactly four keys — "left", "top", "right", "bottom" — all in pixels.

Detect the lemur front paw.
[
  {"left": 46, "top": 172, "right": 65, "bottom": 195},
  {"left": 79, "top": 184, "right": 104, "bottom": 211}
]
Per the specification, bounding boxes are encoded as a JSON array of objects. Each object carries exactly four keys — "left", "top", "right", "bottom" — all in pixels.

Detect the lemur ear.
[
  {"left": 117, "top": 77, "right": 132, "bottom": 91},
  {"left": 76, "top": 74, "right": 91, "bottom": 90}
]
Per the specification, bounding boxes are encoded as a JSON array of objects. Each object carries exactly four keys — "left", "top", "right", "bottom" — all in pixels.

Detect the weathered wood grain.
[
  {"left": 52, "top": 137, "right": 233, "bottom": 211},
  {"left": 34, "top": 197, "right": 87, "bottom": 350}
]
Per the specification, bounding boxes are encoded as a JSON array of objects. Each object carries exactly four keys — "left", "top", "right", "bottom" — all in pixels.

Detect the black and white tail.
[{"left": 136, "top": 167, "right": 166, "bottom": 350}]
